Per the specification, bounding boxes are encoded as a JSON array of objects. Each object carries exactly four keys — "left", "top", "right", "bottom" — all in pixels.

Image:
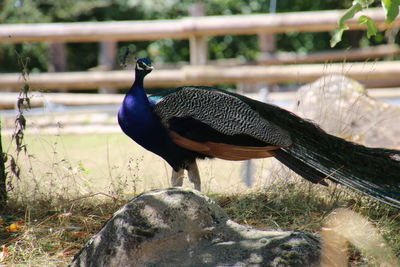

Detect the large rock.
[
  {"left": 294, "top": 75, "right": 400, "bottom": 149},
  {"left": 70, "top": 188, "right": 320, "bottom": 267}
]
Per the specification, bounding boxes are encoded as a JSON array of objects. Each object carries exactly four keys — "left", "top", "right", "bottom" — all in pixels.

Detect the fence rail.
[
  {"left": 259, "top": 44, "right": 400, "bottom": 64},
  {"left": 0, "top": 8, "right": 397, "bottom": 43},
  {"left": 1, "top": 61, "right": 400, "bottom": 91},
  {"left": 2, "top": 87, "right": 400, "bottom": 110}
]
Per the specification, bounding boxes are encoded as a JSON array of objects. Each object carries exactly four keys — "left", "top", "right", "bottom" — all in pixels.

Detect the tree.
[{"left": 0, "top": 122, "right": 6, "bottom": 209}]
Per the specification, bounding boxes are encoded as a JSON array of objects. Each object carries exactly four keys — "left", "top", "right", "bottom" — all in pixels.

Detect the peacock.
[{"left": 118, "top": 58, "right": 400, "bottom": 208}]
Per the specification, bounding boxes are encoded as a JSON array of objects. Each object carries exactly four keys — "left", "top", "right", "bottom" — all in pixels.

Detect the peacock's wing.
[{"left": 150, "top": 86, "right": 292, "bottom": 160}]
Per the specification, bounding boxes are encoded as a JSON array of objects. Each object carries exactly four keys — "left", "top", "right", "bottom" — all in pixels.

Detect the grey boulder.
[{"left": 70, "top": 188, "right": 320, "bottom": 267}]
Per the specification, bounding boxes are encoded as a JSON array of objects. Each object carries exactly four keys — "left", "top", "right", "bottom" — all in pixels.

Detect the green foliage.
[
  {"left": 0, "top": 0, "right": 50, "bottom": 24},
  {"left": 0, "top": 43, "right": 48, "bottom": 73},
  {"left": 332, "top": 0, "right": 400, "bottom": 47},
  {"left": 354, "top": 0, "right": 375, "bottom": 8},
  {"left": 331, "top": 2, "right": 363, "bottom": 47},
  {"left": 0, "top": 0, "right": 389, "bottom": 74},
  {"left": 0, "top": 0, "right": 108, "bottom": 23},
  {"left": 358, "top": 15, "right": 378, "bottom": 38},
  {"left": 382, "top": 0, "right": 400, "bottom": 23}
]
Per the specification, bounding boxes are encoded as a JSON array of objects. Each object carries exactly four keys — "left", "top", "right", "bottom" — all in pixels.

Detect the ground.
[{"left": 0, "top": 133, "right": 399, "bottom": 266}]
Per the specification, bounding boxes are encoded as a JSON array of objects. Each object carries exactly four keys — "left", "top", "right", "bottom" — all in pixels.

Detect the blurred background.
[
  {"left": 0, "top": 0, "right": 398, "bottom": 81},
  {"left": 1, "top": 0, "right": 387, "bottom": 73}
]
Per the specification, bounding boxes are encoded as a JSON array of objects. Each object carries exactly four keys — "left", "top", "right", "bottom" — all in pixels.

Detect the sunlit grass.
[{"left": 3, "top": 133, "right": 273, "bottom": 199}]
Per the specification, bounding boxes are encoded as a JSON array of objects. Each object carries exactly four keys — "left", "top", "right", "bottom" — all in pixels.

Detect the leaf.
[
  {"left": 338, "top": 3, "right": 363, "bottom": 26},
  {"left": 9, "top": 156, "right": 21, "bottom": 179},
  {"left": 18, "top": 115, "right": 26, "bottom": 130},
  {"left": 16, "top": 98, "right": 24, "bottom": 112},
  {"left": 331, "top": 3, "right": 363, "bottom": 47},
  {"left": 23, "top": 84, "right": 29, "bottom": 95},
  {"left": 358, "top": 15, "right": 378, "bottom": 38},
  {"left": 8, "top": 223, "right": 18, "bottom": 232},
  {"left": 6, "top": 221, "right": 24, "bottom": 232},
  {"left": 0, "top": 245, "right": 7, "bottom": 262},
  {"left": 71, "top": 231, "right": 88, "bottom": 238},
  {"left": 1, "top": 153, "right": 6, "bottom": 164},
  {"left": 330, "top": 28, "right": 347, "bottom": 47},
  {"left": 57, "top": 247, "right": 76, "bottom": 257},
  {"left": 25, "top": 97, "right": 31, "bottom": 109},
  {"left": 14, "top": 130, "right": 24, "bottom": 153},
  {"left": 382, "top": 0, "right": 400, "bottom": 24},
  {"left": 353, "top": 0, "right": 374, "bottom": 8}
]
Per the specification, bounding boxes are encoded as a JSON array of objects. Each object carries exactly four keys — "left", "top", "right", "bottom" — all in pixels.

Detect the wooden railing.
[
  {"left": 2, "top": 87, "right": 400, "bottom": 110},
  {"left": 1, "top": 8, "right": 397, "bottom": 43},
  {"left": 0, "top": 7, "right": 399, "bottom": 93},
  {"left": 1, "top": 61, "right": 400, "bottom": 91}
]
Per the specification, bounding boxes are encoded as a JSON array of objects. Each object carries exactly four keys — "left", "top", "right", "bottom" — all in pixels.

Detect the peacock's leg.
[
  {"left": 171, "top": 169, "right": 184, "bottom": 187},
  {"left": 187, "top": 161, "right": 201, "bottom": 191}
]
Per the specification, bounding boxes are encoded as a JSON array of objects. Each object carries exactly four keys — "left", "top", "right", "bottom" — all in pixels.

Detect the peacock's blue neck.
[
  {"left": 127, "top": 72, "right": 148, "bottom": 102},
  {"left": 118, "top": 69, "right": 199, "bottom": 170},
  {"left": 118, "top": 71, "right": 169, "bottom": 147},
  {"left": 119, "top": 73, "right": 154, "bottom": 137}
]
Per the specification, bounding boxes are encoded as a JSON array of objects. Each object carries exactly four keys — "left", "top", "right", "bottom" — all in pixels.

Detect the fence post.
[
  {"left": 257, "top": 33, "right": 277, "bottom": 94},
  {"left": 259, "top": 33, "right": 276, "bottom": 64},
  {"left": 48, "top": 42, "right": 67, "bottom": 72},
  {"left": 189, "top": 4, "right": 208, "bottom": 65},
  {"left": 258, "top": 0, "right": 277, "bottom": 93},
  {"left": 48, "top": 42, "right": 67, "bottom": 93},
  {"left": 98, "top": 41, "right": 118, "bottom": 93}
]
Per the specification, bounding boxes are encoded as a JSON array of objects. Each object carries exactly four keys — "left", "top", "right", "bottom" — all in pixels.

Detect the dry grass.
[
  {"left": 213, "top": 180, "right": 400, "bottom": 266},
  {"left": 0, "top": 133, "right": 399, "bottom": 266},
  {"left": 1, "top": 197, "right": 122, "bottom": 266}
]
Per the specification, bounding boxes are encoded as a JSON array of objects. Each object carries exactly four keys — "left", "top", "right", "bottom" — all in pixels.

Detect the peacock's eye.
[
  {"left": 136, "top": 62, "right": 145, "bottom": 70},
  {"left": 136, "top": 61, "right": 152, "bottom": 70}
]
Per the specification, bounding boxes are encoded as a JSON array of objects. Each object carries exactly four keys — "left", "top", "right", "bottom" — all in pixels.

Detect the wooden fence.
[
  {"left": 2, "top": 87, "right": 400, "bottom": 110},
  {"left": 1, "top": 61, "right": 400, "bottom": 91},
  {"left": 0, "top": 7, "right": 399, "bottom": 94},
  {"left": 1, "top": 8, "right": 397, "bottom": 43}
]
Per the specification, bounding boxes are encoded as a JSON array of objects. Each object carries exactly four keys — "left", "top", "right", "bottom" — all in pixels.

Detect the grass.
[
  {"left": 0, "top": 133, "right": 399, "bottom": 266},
  {"left": 2, "top": 133, "right": 270, "bottom": 197},
  {"left": 1, "top": 198, "right": 122, "bottom": 265}
]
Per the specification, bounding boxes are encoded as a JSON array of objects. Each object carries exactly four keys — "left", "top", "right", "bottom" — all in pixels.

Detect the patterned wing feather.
[{"left": 151, "top": 87, "right": 292, "bottom": 147}]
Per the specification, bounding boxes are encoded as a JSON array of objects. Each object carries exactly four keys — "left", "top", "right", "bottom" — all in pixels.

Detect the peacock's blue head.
[{"left": 135, "top": 58, "right": 153, "bottom": 76}]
